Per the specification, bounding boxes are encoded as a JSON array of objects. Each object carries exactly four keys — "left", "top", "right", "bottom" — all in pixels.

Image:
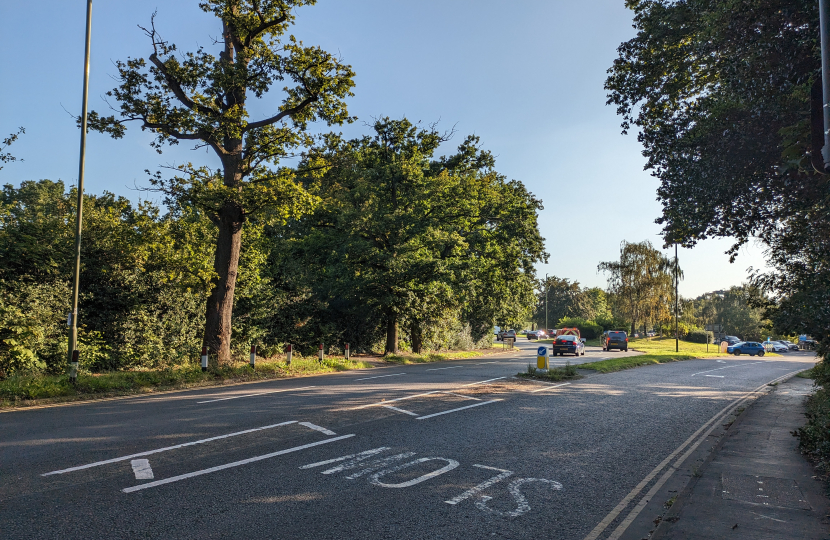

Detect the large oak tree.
[{"left": 88, "top": 1, "right": 355, "bottom": 364}]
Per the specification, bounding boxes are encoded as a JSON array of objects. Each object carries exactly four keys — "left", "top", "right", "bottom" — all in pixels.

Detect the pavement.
[
  {"left": 652, "top": 375, "right": 830, "bottom": 540},
  {"left": 0, "top": 340, "right": 823, "bottom": 539}
]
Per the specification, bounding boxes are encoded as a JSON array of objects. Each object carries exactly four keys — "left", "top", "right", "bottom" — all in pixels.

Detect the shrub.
[
  {"left": 557, "top": 317, "right": 602, "bottom": 339},
  {"left": 687, "top": 329, "right": 714, "bottom": 344}
]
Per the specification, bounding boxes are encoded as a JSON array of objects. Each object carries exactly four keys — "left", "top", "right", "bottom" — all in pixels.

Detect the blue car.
[{"left": 726, "top": 341, "right": 766, "bottom": 357}]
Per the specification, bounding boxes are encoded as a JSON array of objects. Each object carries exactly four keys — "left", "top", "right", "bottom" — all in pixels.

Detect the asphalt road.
[{"left": 0, "top": 341, "right": 817, "bottom": 540}]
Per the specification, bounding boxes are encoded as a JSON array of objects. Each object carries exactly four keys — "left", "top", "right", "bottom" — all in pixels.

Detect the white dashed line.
[
  {"left": 461, "top": 377, "right": 505, "bottom": 387},
  {"left": 197, "top": 386, "right": 316, "bottom": 403},
  {"left": 130, "top": 459, "right": 154, "bottom": 480},
  {"left": 530, "top": 382, "right": 571, "bottom": 393},
  {"left": 354, "top": 373, "right": 406, "bottom": 381},
  {"left": 298, "top": 422, "right": 337, "bottom": 436},
  {"left": 425, "top": 366, "right": 464, "bottom": 371},
  {"left": 42, "top": 421, "right": 297, "bottom": 476},
  {"left": 122, "top": 434, "right": 355, "bottom": 493},
  {"left": 691, "top": 362, "right": 763, "bottom": 377},
  {"left": 382, "top": 405, "right": 419, "bottom": 416},
  {"left": 415, "top": 400, "right": 502, "bottom": 420},
  {"left": 704, "top": 375, "right": 725, "bottom": 378},
  {"left": 442, "top": 392, "right": 481, "bottom": 401},
  {"left": 352, "top": 391, "right": 442, "bottom": 410}
]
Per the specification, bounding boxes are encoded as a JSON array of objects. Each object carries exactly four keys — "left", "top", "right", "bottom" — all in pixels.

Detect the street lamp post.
[
  {"left": 545, "top": 273, "right": 549, "bottom": 333},
  {"left": 675, "top": 244, "right": 679, "bottom": 353},
  {"left": 67, "top": 0, "right": 93, "bottom": 381},
  {"left": 820, "top": 0, "right": 830, "bottom": 170}
]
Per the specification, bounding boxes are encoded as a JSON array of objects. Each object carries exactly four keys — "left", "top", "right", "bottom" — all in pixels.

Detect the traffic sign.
[{"left": 537, "top": 346, "right": 547, "bottom": 356}]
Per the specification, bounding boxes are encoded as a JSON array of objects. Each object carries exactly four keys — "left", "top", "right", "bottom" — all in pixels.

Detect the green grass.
[
  {"left": 517, "top": 361, "right": 581, "bottom": 382},
  {"left": 383, "top": 350, "right": 500, "bottom": 364},
  {"left": 0, "top": 356, "right": 373, "bottom": 407},
  {"left": 578, "top": 336, "right": 780, "bottom": 374},
  {"left": 797, "top": 368, "right": 816, "bottom": 379}
]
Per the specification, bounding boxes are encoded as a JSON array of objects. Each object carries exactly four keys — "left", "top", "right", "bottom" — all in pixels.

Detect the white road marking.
[
  {"left": 42, "top": 421, "right": 297, "bottom": 476},
  {"left": 445, "top": 465, "right": 513, "bottom": 505},
  {"left": 425, "top": 366, "right": 463, "bottom": 371},
  {"left": 476, "top": 478, "right": 562, "bottom": 517},
  {"left": 691, "top": 362, "right": 763, "bottom": 377},
  {"left": 196, "top": 386, "right": 316, "bottom": 404},
  {"left": 705, "top": 375, "right": 725, "bottom": 378},
  {"left": 300, "top": 447, "right": 389, "bottom": 471},
  {"left": 749, "top": 511, "right": 787, "bottom": 523},
  {"left": 383, "top": 405, "right": 419, "bottom": 416},
  {"left": 530, "top": 382, "right": 571, "bottom": 393},
  {"left": 370, "top": 457, "right": 459, "bottom": 488},
  {"left": 122, "top": 434, "right": 355, "bottom": 493},
  {"left": 442, "top": 392, "right": 481, "bottom": 401},
  {"left": 130, "top": 459, "right": 154, "bottom": 480},
  {"left": 298, "top": 422, "right": 336, "bottom": 436},
  {"left": 354, "top": 373, "right": 406, "bottom": 381},
  {"left": 352, "top": 391, "right": 442, "bottom": 410},
  {"left": 461, "top": 377, "right": 505, "bottom": 387},
  {"left": 717, "top": 360, "right": 726, "bottom": 363},
  {"left": 475, "top": 362, "right": 497, "bottom": 365},
  {"left": 415, "top": 400, "right": 501, "bottom": 420}
]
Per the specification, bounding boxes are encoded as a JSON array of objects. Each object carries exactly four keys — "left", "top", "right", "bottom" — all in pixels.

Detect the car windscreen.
[
  {"left": 608, "top": 332, "right": 626, "bottom": 338},
  {"left": 556, "top": 336, "right": 576, "bottom": 342}
]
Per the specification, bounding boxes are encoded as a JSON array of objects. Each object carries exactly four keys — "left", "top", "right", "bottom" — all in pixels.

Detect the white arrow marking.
[{"left": 130, "top": 459, "right": 154, "bottom": 480}]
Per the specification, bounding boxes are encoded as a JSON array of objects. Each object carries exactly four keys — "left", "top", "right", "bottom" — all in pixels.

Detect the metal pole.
[
  {"left": 545, "top": 273, "right": 549, "bottom": 334},
  {"left": 68, "top": 0, "right": 93, "bottom": 366},
  {"left": 820, "top": 0, "right": 830, "bottom": 169},
  {"left": 674, "top": 245, "right": 679, "bottom": 351}
]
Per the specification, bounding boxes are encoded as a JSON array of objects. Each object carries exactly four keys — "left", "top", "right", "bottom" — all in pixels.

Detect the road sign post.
[{"left": 536, "top": 346, "right": 549, "bottom": 370}]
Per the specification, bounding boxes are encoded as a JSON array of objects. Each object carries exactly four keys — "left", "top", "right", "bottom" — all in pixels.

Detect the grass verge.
[
  {"left": 578, "top": 353, "right": 702, "bottom": 373},
  {"left": 0, "top": 356, "right": 373, "bottom": 408},
  {"left": 795, "top": 387, "right": 830, "bottom": 475},
  {"left": 516, "top": 362, "right": 582, "bottom": 382},
  {"left": 383, "top": 349, "right": 505, "bottom": 364}
]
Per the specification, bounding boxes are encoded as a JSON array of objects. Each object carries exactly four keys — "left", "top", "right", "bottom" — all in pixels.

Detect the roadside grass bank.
[
  {"left": 516, "top": 362, "right": 582, "bottom": 382},
  {"left": 578, "top": 337, "right": 780, "bottom": 374},
  {"left": 0, "top": 357, "right": 373, "bottom": 407},
  {"left": 0, "top": 347, "right": 511, "bottom": 408},
  {"left": 383, "top": 349, "right": 507, "bottom": 364}
]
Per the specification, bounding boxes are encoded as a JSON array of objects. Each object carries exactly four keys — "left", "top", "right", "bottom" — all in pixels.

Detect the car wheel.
[
  {"left": 758, "top": 351, "right": 765, "bottom": 357},
  {"left": 623, "top": 348, "right": 628, "bottom": 352},
  {"left": 733, "top": 351, "right": 740, "bottom": 356}
]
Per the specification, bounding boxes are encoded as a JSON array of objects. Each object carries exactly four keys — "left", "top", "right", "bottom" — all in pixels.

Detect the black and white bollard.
[
  {"left": 318, "top": 343, "right": 324, "bottom": 363},
  {"left": 286, "top": 344, "right": 292, "bottom": 365},
  {"left": 69, "top": 350, "right": 79, "bottom": 384},
  {"left": 201, "top": 346, "right": 208, "bottom": 372},
  {"left": 345, "top": 342, "right": 350, "bottom": 361},
  {"left": 250, "top": 345, "right": 256, "bottom": 370}
]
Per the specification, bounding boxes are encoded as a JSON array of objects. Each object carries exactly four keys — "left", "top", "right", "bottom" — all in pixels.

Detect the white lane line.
[
  {"left": 442, "top": 392, "right": 481, "bottom": 401},
  {"left": 122, "top": 434, "right": 355, "bottom": 493},
  {"left": 475, "top": 362, "right": 497, "bottom": 365},
  {"left": 415, "top": 400, "right": 501, "bottom": 420},
  {"left": 705, "top": 375, "right": 725, "bottom": 378},
  {"left": 42, "top": 421, "right": 297, "bottom": 476},
  {"left": 196, "top": 386, "right": 316, "bottom": 404},
  {"left": 691, "top": 361, "right": 763, "bottom": 377},
  {"left": 298, "top": 422, "right": 336, "bottom": 436},
  {"left": 351, "top": 391, "right": 442, "bottom": 410},
  {"left": 382, "top": 405, "right": 419, "bottom": 416},
  {"left": 425, "top": 366, "right": 464, "bottom": 371},
  {"left": 530, "top": 382, "right": 571, "bottom": 393},
  {"left": 461, "top": 377, "right": 505, "bottom": 387},
  {"left": 130, "top": 459, "right": 154, "bottom": 480},
  {"left": 354, "top": 373, "right": 406, "bottom": 381}
]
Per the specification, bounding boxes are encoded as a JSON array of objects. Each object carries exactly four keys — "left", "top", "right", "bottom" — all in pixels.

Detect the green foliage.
[
  {"left": 796, "top": 388, "right": 830, "bottom": 474},
  {"left": 557, "top": 317, "right": 602, "bottom": 339},
  {"left": 687, "top": 329, "right": 714, "bottom": 344},
  {"left": 0, "top": 127, "right": 24, "bottom": 170}
]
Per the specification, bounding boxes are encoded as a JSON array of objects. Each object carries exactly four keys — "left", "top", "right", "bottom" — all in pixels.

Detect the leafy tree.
[
  {"left": 291, "top": 118, "right": 545, "bottom": 354},
  {"left": 533, "top": 276, "right": 583, "bottom": 329},
  {"left": 0, "top": 127, "right": 24, "bottom": 170},
  {"left": 598, "top": 240, "right": 675, "bottom": 335},
  {"left": 86, "top": 0, "right": 356, "bottom": 364}
]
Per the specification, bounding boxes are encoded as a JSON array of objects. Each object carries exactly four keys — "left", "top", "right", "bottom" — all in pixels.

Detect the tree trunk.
[
  {"left": 385, "top": 311, "right": 399, "bottom": 355},
  {"left": 411, "top": 319, "right": 423, "bottom": 354},
  {"left": 203, "top": 200, "right": 244, "bottom": 366}
]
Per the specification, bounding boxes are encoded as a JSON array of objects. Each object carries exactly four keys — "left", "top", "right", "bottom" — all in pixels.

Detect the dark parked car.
[
  {"left": 602, "top": 331, "right": 628, "bottom": 352},
  {"left": 727, "top": 341, "right": 766, "bottom": 356},
  {"left": 723, "top": 335, "right": 741, "bottom": 345},
  {"left": 526, "top": 330, "right": 547, "bottom": 340},
  {"left": 553, "top": 334, "right": 585, "bottom": 356}
]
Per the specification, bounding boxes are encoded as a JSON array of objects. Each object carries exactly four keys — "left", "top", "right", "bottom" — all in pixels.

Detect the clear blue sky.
[{"left": 0, "top": 0, "right": 767, "bottom": 297}]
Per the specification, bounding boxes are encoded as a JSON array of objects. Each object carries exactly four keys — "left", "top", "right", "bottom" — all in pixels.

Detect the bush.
[
  {"left": 687, "top": 329, "right": 714, "bottom": 344},
  {"left": 557, "top": 317, "right": 602, "bottom": 339},
  {"left": 796, "top": 387, "right": 830, "bottom": 474}
]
